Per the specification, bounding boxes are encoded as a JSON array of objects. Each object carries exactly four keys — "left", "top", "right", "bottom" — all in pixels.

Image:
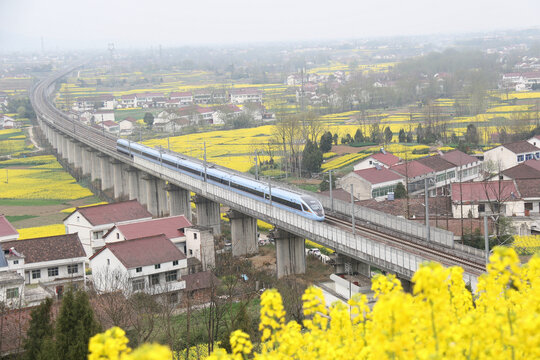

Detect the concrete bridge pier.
[
  {"left": 273, "top": 229, "right": 306, "bottom": 278},
  {"left": 98, "top": 154, "right": 113, "bottom": 191},
  {"left": 51, "top": 130, "right": 59, "bottom": 152},
  {"left": 81, "top": 147, "right": 92, "bottom": 177},
  {"left": 111, "top": 160, "right": 128, "bottom": 200},
  {"left": 141, "top": 174, "right": 167, "bottom": 217},
  {"left": 334, "top": 254, "right": 371, "bottom": 277},
  {"left": 67, "top": 139, "right": 76, "bottom": 165},
  {"left": 90, "top": 150, "right": 101, "bottom": 182},
  {"left": 127, "top": 167, "right": 141, "bottom": 201},
  {"left": 227, "top": 210, "right": 258, "bottom": 257},
  {"left": 58, "top": 135, "right": 66, "bottom": 158},
  {"left": 167, "top": 184, "right": 192, "bottom": 221},
  {"left": 157, "top": 179, "right": 169, "bottom": 217},
  {"left": 73, "top": 141, "right": 83, "bottom": 172},
  {"left": 193, "top": 195, "right": 221, "bottom": 235}
]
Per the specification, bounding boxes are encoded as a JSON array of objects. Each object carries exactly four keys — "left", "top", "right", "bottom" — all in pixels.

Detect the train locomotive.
[{"left": 117, "top": 139, "right": 325, "bottom": 221}]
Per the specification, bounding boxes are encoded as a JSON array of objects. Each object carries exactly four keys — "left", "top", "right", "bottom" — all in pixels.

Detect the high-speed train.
[{"left": 117, "top": 139, "right": 325, "bottom": 221}]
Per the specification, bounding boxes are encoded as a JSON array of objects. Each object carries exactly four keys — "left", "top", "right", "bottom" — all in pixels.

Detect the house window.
[
  {"left": 517, "top": 155, "right": 524, "bottom": 162},
  {"left": 525, "top": 203, "right": 533, "bottom": 211},
  {"left": 136, "top": 267, "right": 142, "bottom": 273},
  {"left": 67, "top": 264, "right": 78, "bottom": 274},
  {"left": 6, "top": 288, "right": 19, "bottom": 299},
  {"left": 165, "top": 270, "right": 177, "bottom": 282},
  {"left": 116, "top": 233, "right": 120, "bottom": 240},
  {"left": 155, "top": 264, "right": 161, "bottom": 269},
  {"left": 526, "top": 153, "right": 533, "bottom": 160},
  {"left": 132, "top": 279, "right": 145, "bottom": 292},
  {"left": 150, "top": 274, "right": 160, "bottom": 286},
  {"left": 13, "top": 260, "right": 18, "bottom": 265},
  {"left": 194, "top": 233, "right": 197, "bottom": 240},
  {"left": 169, "top": 292, "right": 178, "bottom": 304},
  {"left": 93, "top": 231, "right": 104, "bottom": 240},
  {"left": 173, "top": 260, "right": 178, "bottom": 266},
  {"left": 48, "top": 267, "right": 59, "bottom": 277},
  {"left": 107, "top": 259, "right": 110, "bottom": 265},
  {"left": 189, "top": 249, "right": 193, "bottom": 256},
  {"left": 478, "top": 204, "right": 485, "bottom": 213},
  {"left": 32, "top": 270, "right": 41, "bottom": 279}
]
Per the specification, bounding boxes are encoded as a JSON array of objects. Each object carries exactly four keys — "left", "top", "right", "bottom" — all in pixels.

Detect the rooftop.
[
  {"left": 451, "top": 181, "right": 519, "bottom": 202},
  {"left": 353, "top": 167, "right": 403, "bottom": 185},
  {"left": 183, "top": 271, "right": 218, "bottom": 291},
  {"left": 1, "top": 233, "right": 86, "bottom": 264},
  {"left": 69, "top": 200, "right": 152, "bottom": 226},
  {"left": 370, "top": 152, "right": 401, "bottom": 166},
  {"left": 440, "top": 150, "right": 479, "bottom": 167},
  {"left": 416, "top": 155, "right": 455, "bottom": 172},
  {"left": 91, "top": 234, "right": 186, "bottom": 269},
  {"left": 113, "top": 215, "right": 192, "bottom": 240},
  {"left": 0, "top": 215, "right": 19, "bottom": 239},
  {"left": 502, "top": 163, "right": 540, "bottom": 180},
  {"left": 501, "top": 141, "right": 540, "bottom": 154},
  {"left": 391, "top": 160, "right": 434, "bottom": 178},
  {"left": 515, "top": 179, "right": 540, "bottom": 198}
]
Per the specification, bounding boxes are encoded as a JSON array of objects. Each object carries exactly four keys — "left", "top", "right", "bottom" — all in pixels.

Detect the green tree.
[
  {"left": 319, "top": 172, "right": 336, "bottom": 191},
  {"left": 416, "top": 124, "right": 424, "bottom": 144},
  {"left": 56, "top": 290, "right": 101, "bottom": 360},
  {"left": 332, "top": 133, "right": 338, "bottom": 145},
  {"left": 23, "top": 298, "right": 55, "bottom": 360},
  {"left": 143, "top": 112, "right": 154, "bottom": 127},
  {"left": 394, "top": 182, "right": 407, "bottom": 199},
  {"left": 398, "top": 128, "right": 406, "bottom": 143},
  {"left": 370, "top": 123, "right": 381, "bottom": 143},
  {"left": 384, "top": 126, "right": 393, "bottom": 144},
  {"left": 319, "top": 131, "right": 333, "bottom": 152},
  {"left": 465, "top": 123, "right": 479, "bottom": 145},
  {"left": 354, "top": 128, "right": 364, "bottom": 144},
  {"left": 301, "top": 140, "right": 323, "bottom": 175}
]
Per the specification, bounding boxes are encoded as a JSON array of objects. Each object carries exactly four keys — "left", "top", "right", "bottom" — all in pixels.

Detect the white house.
[
  {"left": 212, "top": 104, "right": 243, "bottom": 125},
  {"left": 0, "top": 215, "right": 19, "bottom": 242},
  {"left": 184, "top": 226, "right": 215, "bottom": 271},
  {"left": 64, "top": 200, "right": 153, "bottom": 257},
  {"left": 353, "top": 152, "right": 401, "bottom": 171},
  {"left": 90, "top": 234, "right": 187, "bottom": 298},
  {"left": 169, "top": 91, "right": 193, "bottom": 105},
  {"left": 0, "top": 270, "right": 24, "bottom": 308},
  {"left": 451, "top": 180, "right": 521, "bottom": 219},
  {"left": 119, "top": 117, "right": 137, "bottom": 135},
  {"left": 484, "top": 141, "right": 540, "bottom": 172},
  {"left": 102, "top": 120, "right": 120, "bottom": 133},
  {"left": 119, "top": 94, "right": 138, "bottom": 108},
  {"left": 1, "top": 233, "right": 87, "bottom": 299},
  {"left": 338, "top": 167, "right": 404, "bottom": 200},
  {"left": 102, "top": 215, "right": 192, "bottom": 253},
  {"left": 93, "top": 110, "right": 116, "bottom": 124},
  {"left": 229, "top": 88, "right": 262, "bottom": 104},
  {"left": 526, "top": 134, "right": 540, "bottom": 148},
  {"left": 440, "top": 149, "right": 482, "bottom": 182}
]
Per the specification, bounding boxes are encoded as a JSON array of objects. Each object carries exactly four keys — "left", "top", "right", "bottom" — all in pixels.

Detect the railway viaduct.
[{"left": 31, "top": 66, "right": 487, "bottom": 290}]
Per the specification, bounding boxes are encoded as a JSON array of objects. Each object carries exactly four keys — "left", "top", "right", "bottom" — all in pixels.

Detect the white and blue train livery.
[{"left": 117, "top": 139, "right": 325, "bottom": 221}]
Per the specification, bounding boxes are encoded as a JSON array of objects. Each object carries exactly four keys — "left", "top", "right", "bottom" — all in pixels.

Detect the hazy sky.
[{"left": 1, "top": 0, "right": 539, "bottom": 52}]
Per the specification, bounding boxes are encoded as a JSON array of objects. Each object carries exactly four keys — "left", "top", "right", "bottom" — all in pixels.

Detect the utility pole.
[
  {"left": 484, "top": 214, "right": 490, "bottom": 264},
  {"left": 329, "top": 170, "right": 334, "bottom": 212},
  {"left": 425, "top": 177, "right": 430, "bottom": 242},
  {"left": 167, "top": 136, "right": 170, "bottom": 151},
  {"left": 255, "top": 150, "right": 259, "bottom": 180},
  {"left": 350, "top": 184, "right": 355, "bottom": 235},
  {"left": 203, "top": 141, "right": 207, "bottom": 182}
]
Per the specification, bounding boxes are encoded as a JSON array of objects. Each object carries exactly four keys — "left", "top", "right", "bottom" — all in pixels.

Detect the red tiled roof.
[
  {"left": 416, "top": 155, "right": 455, "bottom": 172},
  {"left": 115, "top": 215, "right": 192, "bottom": 240},
  {"left": 502, "top": 141, "right": 539, "bottom": 154},
  {"left": 170, "top": 91, "right": 192, "bottom": 97},
  {"left": 515, "top": 179, "right": 540, "bottom": 198},
  {"left": 102, "top": 120, "right": 118, "bottom": 127},
  {"left": 230, "top": 88, "right": 262, "bottom": 95},
  {"left": 370, "top": 152, "right": 401, "bottom": 166},
  {"left": 73, "top": 200, "right": 152, "bottom": 226},
  {"left": 440, "top": 150, "right": 478, "bottom": 166},
  {"left": 93, "top": 234, "right": 186, "bottom": 269},
  {"left": 391, "top": 161, "right": 434, "bottom": 178},
  {"left": 0, "top": 215, "right": 18, "bottom": 238},
  {"left": 353, "top": 167, "right": 403, "bottom": 185},
  {"left": 523, "top": 159, "right": 540, "bottom": 171},
  {"left": 123, "top": 117, "right": 137, "bottom": 123},
  {"left": 451, "top": 181, "right": 519, "bottom": 202},
  {"left": 1, "top": 233, "right": 85, "bottom": 263},
  {"left": 502, "top": 163, "right": 540, "bottom": 180}
]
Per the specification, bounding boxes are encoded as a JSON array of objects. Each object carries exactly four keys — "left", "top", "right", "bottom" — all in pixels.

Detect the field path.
[{"left": 27, "top": 126, "right": 43, "bottom": 151}]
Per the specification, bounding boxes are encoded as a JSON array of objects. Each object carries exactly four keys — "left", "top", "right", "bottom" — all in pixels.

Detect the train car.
[{"left": 117, "top": 139, "right": 324, "bottom": 221}]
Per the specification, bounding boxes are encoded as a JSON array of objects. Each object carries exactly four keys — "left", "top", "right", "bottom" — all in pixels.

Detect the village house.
[
  {"left": 90, "top": 234, "right": 187, "bottom": 299},
  {"left": 1, "top": 233, "right": 87, "bottom": 302},
  {"left": 0, "top": 215, "right": 19, "bottom": 242},
  {"left": 193, "top": 90, "right": 212, "bottom": 104},
  {"left": 63, "top": 200, "right": 153, "bottom": 257},
  {"left": 484, "top": 140, "right": 540, "bottom": 172},
  {"left": 338, "top": 167, "right": 404, "bottom": 200},
  {"left": 450, "top": 180, "right": 521, "bottom": 219},
  {"left": 169, "top": 91, "right": 193, "bottom": 105},
  {"left": 74, "top": 95, "right": 116, "bottom": 111},
  {"left": 93, "top": 110, "right": 116, "bottom": 124},
  {"left": 501, "top": 159, "right": 540, "bottom": 180},
  {"left": 440, "top": 150, "right": 482, "bottom": 182},
  {"left": 353, "top": 151, "right": 401, "bottom": 171},
  {"left": 229, "top": 88, "right": 262, "bottom": 104},
  {"left": 526, "top": 134, "right": 540, "bottom": 148},
  {"left": 513, "top": 179, "right": 540, "bottom": 235},
  {"left": 391, "top": 160, "right": 436, "bottom": 195},
  {"left": 119, "top": 117, "right": 137, "bottom": 135},
  {"left": 101, "top": 120, "right": 120, "bottom": 133},
  {"left": 212, "top": 104, "right": 243, "bottom": 125},
  {"left": 1, "top": 116, "right": 15, "bottom": 129},
  {"left": 119, "top": 94, "right": 138, "bottom": 108}
]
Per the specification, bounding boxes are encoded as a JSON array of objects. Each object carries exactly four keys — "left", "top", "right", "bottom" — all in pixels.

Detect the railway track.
[{"left": 325, "top": 214, "right": 486, "bottom": 274}]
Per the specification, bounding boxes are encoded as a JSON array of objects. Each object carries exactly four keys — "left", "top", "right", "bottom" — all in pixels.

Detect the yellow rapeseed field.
[{"left": 18, "top": 224, "right": 66, "bottom": 240}]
